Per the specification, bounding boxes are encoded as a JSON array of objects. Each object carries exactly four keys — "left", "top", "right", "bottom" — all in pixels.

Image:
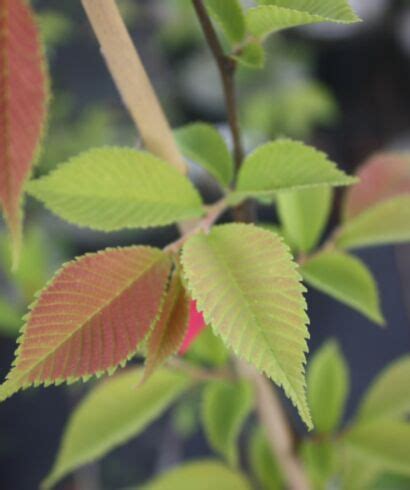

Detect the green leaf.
[
  {"left": 229, "top": 140, "right": 356, "bottom": 205},
  {"left": 357, "top": 356, "right": 410, "bottom": 422},
  {"left": 185, "top": 327, "right": 229, "bottom": 367},
  {"left": 248, "top": 427, "right": 283, "bottom": 490},
  {"left": 277, "top": 187, "right": 332, "bottom": 253},
  {"left": 233, "top": 41, "right": 265, "bottom": 69},
  {"left": 307, "top": 340, "right": 349, "bottom": 433},
  {"left": 301, "top": 251, "right": 384, "bottom": 325},
  {"left": 0, "top": 297, "right": 22, "bottom": 337},
  {"left": 175, "top": 123, "right": 234, "bottom": 187},
  {"left": 201, "top": 380, "right": 253, "bottom": 465},
  {"left": 301, "top": 440, "right": 336, "bottom": 490},
  {"left": 204, "top": 0, "right": 246, "bottom": 44},
  {"left": 42, "top": 368, "right": 191, "bottom": 489},
  {"left": 142, "top": 460, "right": 252, "bottom": 490},
  {"left": 247, "top": 0, "right": 360, "bottom": 39},
  {"left": 344, "top": 420, "right": 410, "bottom": 477},
  {"left": 27, "top": 147, "right": 204, "bottom": 231},
  {"left": 336, "top": 196, "right": 410, "bottom": 249},
  {"left": 182, "top": 223, "right": 312, "bottom": 429}
]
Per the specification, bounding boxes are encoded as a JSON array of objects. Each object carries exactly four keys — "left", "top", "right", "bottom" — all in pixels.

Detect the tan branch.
[{"left": 81, "top": 0, "right": 185, "bottom": 173}]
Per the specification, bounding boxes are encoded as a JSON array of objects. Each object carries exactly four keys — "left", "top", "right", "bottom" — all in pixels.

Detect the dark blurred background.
[{"left": 0, "top": 1, "right": 409, "bottom": 488}]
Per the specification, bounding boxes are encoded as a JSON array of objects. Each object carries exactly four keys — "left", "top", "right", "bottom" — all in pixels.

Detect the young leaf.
[
  {"left": 344, "top": 420, "right": 410, "bottom": 477},
  {"left": 179, "top": 300, "right": 207, "bottom": 355},
  {"left": 301, "top": 251, "right": 384, "bottom": 325},
  {"left": 42, "top": 367, "right": 190, "bottom": 489},
  {"left": 277, "top": 187, "right": 332, "bottom": 253},
  {"left": 0, "top": 246, "right": 172, "bottom": 402},
  {"left": 233, "top": 41, "right": 266, "bottom": 70},
  {"left": 143, "top": 460, "right": 252, "bottom": 490},
  {"left": 175, "top": 123, "right": 234, "bottom": 187},
  {"left": 342, "top": 153, "right": 410, "bottom": 221},
  {"left": 248, "top": 428, "right": 283, "bottom": 490},
  {"left": 204, "top": 0, "right": 246, "bottom": 44},
  {"left": 307, "top": 340, "right": 349, "bottom": 433},
  {"left": 0, "top": 0, "right": 48, "bottom": 261},
  {"left": 229, "top": 140, "right": 356, "bottom": 205},
  {"left": 26, "top": 147, "right": 204, "bottom": 231},
  {"left": 300, "top": 440, "right": 336, "bottom": 490},
  {"left": 143, "top": 272, "right": 190, "bottom": 380},
  {"left": 201, "top": 380, "right": 253, "bottom": 465},
  {"left": 247, "top": 0, "right": 360, "bottom": 40},
  {"left": 182, "top": 223, "right": 312, "bottom": 429},
  {"left": 336, "top": 195, "right": 410, "bottom": 249},
  {"left": 357, "top": 356, "right": 410, "bottom": 422}
]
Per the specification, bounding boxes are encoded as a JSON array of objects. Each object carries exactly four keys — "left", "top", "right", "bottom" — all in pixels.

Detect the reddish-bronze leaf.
[
  {"left": 0, "top": 0, "right": 47, "bottom": 259},
  {"left": 342, "top": 153, "right": 410, "bottom": 221},
  {"left": 143, "top": 271, "right": 190, "bottom": 380},
  {"left": 0, "top": 247, "right": 172, "bottom": 401}
]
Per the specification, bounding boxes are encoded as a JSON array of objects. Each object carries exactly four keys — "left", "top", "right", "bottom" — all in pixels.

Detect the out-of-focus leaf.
[
  {"left": 201, "top": 380, "right": 253, "bottom": 465},
  {"left": 277, "top": 186, "right": 332, "bottom": 253},
  {"left": 142, "top": 460, "right": 252, "bottom": 490},
  {"left": 301, "top": 251, "right": 384, "bottom": 325},
  {"left": 204, "top": 0, "right": 246, "bottom": 44},
  {"left": 0, "top": 297, "right": 21, "bottom": 337},
  {"left": 42, "top": 368, "right": 191, "bottom": 489},
  {"left": 307, "top": 340, "right": 349, "bottom": 433},
  {"left": 248, "top": 427, "right": 283, "bottom": 490},
  {"left": 301, "top": 440, "right": 336, "bottom": 490},
  {"left": 185, "top": 326, "right": 229, "bottom": 367},
  {"left": 357, "top": 356, "right": 410, "bottom": 422}
]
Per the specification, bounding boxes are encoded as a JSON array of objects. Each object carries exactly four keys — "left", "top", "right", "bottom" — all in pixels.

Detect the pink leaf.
[{"left": 179, "top": 300, "right": 207, "bottom": 355}]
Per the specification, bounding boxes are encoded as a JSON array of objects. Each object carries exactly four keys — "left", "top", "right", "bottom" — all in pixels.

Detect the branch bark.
[
  {"left": 81, "top": 0, "right": 185, "bottom": 173},
  {"left": 192, "top": 0, "right": 244, "bottom": 171}
]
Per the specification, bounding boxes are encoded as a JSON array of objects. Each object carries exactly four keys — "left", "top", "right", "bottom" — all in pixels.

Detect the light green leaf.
[
  {"left": 27, "top": 147, "right": 204, "bottom": 231},
  {"left": 0, "top": 298, "right": 22, "bottom": 337},
  {"left": 339, "top": 447, "right": 381, "bottom": 490},
  {"left": 229, "top": 140, "right": 356, "bottom": 205},
  {"left": 175, "top": 123, "right": 234, "bottom": 187},
  {"left": 277, "top": 186, "right": 332, "bottom": 253},
  {"left": 142, "top": 460, "right": 252, "bottom": 490},
  {"left": 344, "top": 420, "right": 410, "bottom": 477},
  {"left": 357, "top": 356, "right": 410, "bottom": 422},
  {"left": 336, "top": 195, "right": 410, "bottom": 249},
  {"left": 307, "top": 340, "right": 349, "bottom": 433},
  {"left": 301, "top": 440, "right": 336, "bottom": 490},
  {"left": 233, "top": 41, "right": 265, "bottom": 69},
  {"left": 247, "top": 0, "right": 360, "bottom": 40},
  {"left": 248, "top": 427, "right": 283, "bottom": 490},
  {"left": 301, "top": 251, "right": 384, "bottom": 325},
  {"left": 182, "top": 223, "right": 312, "bottom": 429},
  {"left": 186, "top": 327, "right": 229, "bottom": 367},
  {"left": 42, "top": 368, "right": 191, "bottom": 489},
  {"left": 204, "top": 0, "right": 246, "bottom": 44},
  {"left": 201, "top": 380, "right": 253, "bottom": 465}
]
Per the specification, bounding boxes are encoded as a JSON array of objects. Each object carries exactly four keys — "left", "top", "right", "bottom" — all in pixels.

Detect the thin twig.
[
  {"left": 192, "top": 0, "right": 244, "bottom": 171},
  {"left": 81, "top": 0, "right": 185, "bottom": 173}
]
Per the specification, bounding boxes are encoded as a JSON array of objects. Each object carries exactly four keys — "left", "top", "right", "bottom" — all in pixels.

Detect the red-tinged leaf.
[
  {"left": 143, "top": 271, "right": 190, "bottom": 380},
  {"left": 179, "top": 300, "right": 207, "bottom": 355},
  {"left": 0, "top": 0, "right": 47, "bottom": 260},
  {"left": 0, "top": 247, "right": 172, "bottom": 401},
  {"left": 342, "top": 153, "right": 410, "bottom": 221}
]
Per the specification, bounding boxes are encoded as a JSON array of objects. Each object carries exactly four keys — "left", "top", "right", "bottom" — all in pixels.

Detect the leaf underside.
[
  {"left": 247, "top": 0, "right": 360, "bottom": 39},
  {"left": 42, "top": 367, "right": 190, "bottom": 489},
  {"left": 0, "top": 0, "right": 48, "bottom": 258},
  {"left": 230, "top": 139, "right": 356, "bottom": 205},
  {"left": 0, "top": 246, "right": 172, "bottom": 401},
  {"left": 182, "top": 223, "right": 312, "bottom": 429},
  {"left": 27, "top": 147, "right": 204, "bottom": 231}
]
